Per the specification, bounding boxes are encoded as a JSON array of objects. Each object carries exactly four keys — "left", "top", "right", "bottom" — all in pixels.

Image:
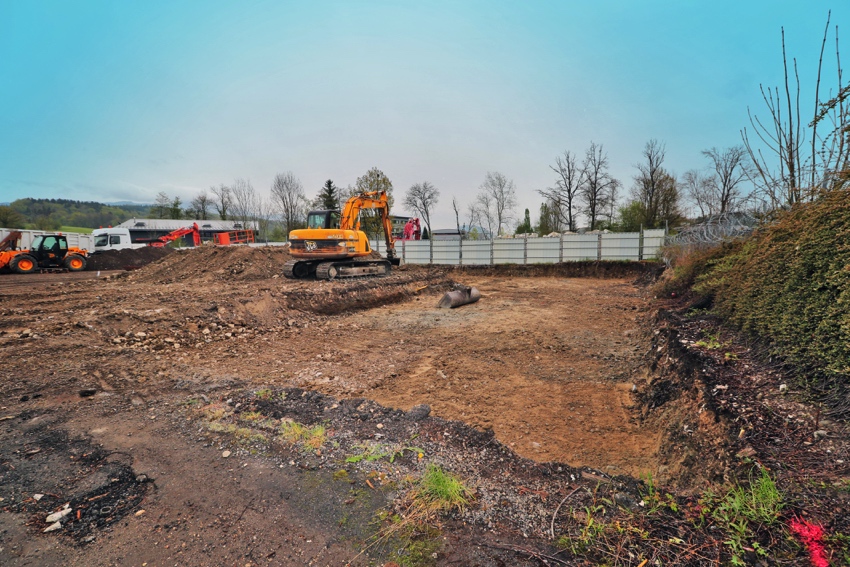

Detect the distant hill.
[{"left": 8, "top": 198, "right": 153, "bottom": 231}]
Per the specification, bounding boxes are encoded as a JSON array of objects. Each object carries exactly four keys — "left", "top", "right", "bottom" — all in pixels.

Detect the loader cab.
[
  {"left": 30, "top": 235, "right": 68, "bottom": 266},
  {"left": 306, "top": 210, "right": 341, "bottom": 230}
]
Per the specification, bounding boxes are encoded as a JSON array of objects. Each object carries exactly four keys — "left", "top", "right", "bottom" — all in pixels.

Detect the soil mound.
[
  {"left": 131, "top": 244, "right": 294, "bottom": 284},
  {"left": 87, "top": 247, "right": 173, "bottom": 271}
]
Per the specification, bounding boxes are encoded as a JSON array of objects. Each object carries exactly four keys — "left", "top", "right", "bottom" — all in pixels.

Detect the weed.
[
  {"left": 695, "top": 330, "right": 724, "bottom": 350},
  {"left": 346, "top": 442, "right": 425, "bottom": 464},
  {"left": 333, "top": 469, "right": 350, "bottom": 481},
  {"left": 557, "top": 504, "right": 607, "bottom": 555},
  {"left": 412, "top": 465, "right": 474, "bottom": 513},
  {"left": 240, "top": 411, "right": 264, "bottom": 422},
  {"left": 639, "top": 472, "right": 678, "bottom": 514},
  {"left": 255, "top": 388, "right": 273, "bottom": 400},
  {"left": 278, "top": 420, "right": 327, "bottom": 451}
]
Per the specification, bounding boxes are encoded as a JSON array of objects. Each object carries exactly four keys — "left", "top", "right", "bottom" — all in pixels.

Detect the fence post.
[
  {"left": 490, "top": 238, "right": 494, "bottom": 266},
  {"left": 523, "top": 235, "right": 528, "bottom": 264},
  {"left": 458, "top": 238, "right": 463, "bottom": 266},
  {"left": 559, "top": 233, "right": 564, "bottom": 263},
  {"left": 429, "top": 238, "right": 433, "bottom": 265},
  {"left": 638, "top": 225, "right": 644, "bottom": 261},
  {"left": 597, "top": 234, "right": 602, "bottom": 261}
]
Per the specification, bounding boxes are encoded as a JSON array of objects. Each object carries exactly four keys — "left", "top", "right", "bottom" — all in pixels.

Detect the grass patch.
[
  {"left": 278, "top": 419, "right": 327, "bottom": 451},
  {"left": 412, "top": 465, "right": 474, "bottom": 513}
]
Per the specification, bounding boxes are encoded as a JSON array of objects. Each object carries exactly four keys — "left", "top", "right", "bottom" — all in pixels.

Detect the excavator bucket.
[{"left": 437, "top": 285, "right": 481, "bottom": 309}]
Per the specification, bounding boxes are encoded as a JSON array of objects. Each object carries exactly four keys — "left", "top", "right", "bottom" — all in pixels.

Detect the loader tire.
[
  {"left": 64, "top": 254, "right": 87, "bottom": 272},
  {"left": 10, "top": 255, "right": 37, "bottom": 274}
]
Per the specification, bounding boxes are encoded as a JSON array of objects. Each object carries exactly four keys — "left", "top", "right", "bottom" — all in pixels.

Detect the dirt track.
[{"left": 0, "top": 246, "right": 664, "bottom": 565}]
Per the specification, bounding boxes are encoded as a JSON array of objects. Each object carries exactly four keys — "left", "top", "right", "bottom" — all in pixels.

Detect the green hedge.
[{"left": 696, "top": 190, "right": 850, "bottom": 400}]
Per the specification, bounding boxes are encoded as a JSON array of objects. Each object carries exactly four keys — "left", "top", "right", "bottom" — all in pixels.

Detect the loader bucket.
[{"left": 437, "top": 286, "right": 481, "bottom": 309}]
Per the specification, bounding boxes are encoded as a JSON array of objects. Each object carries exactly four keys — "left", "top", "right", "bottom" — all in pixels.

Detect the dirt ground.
[{"left": 5, "top": 246, "right": 842, "bottom": 566}]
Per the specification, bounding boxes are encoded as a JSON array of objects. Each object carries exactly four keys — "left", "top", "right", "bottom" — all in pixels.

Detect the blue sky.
[{"left": 0, "top": 1, "right": 843, "bottom": 227}]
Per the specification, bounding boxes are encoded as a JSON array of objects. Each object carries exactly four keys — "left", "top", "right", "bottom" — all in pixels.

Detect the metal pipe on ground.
[{"left": 437, "top": 286, "right": 481, "bottom": 308}]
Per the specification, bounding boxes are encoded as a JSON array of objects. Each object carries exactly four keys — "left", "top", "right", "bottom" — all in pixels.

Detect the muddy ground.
[{"left": 1, "top": 246, "right": 847, "bottom": 566}]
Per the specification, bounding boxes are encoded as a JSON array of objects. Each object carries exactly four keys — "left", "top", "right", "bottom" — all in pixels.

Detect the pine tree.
[
  {"left": 515, "top": 208, "right": 533, "bottom": 234},
  {"left": 317, "top": 180, "right": 338, "bottom": 210}
]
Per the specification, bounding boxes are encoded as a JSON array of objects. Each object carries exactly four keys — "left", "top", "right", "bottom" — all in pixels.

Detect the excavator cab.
[{"left": 306, "top": 211, "right": 341, "bottom": 230}]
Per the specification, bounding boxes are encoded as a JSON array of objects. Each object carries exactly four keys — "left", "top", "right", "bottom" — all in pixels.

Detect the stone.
[
  {"left": 46, "top": 507, "right": 72, "bottom": 523},
  {"left": 33, "top": 493, "right": 44, "bottom": 501},
  {"left": 779, "top": 384, "right": 788, "bottom": 393},
  {"left": 222, "top": 450, "right": 232, "bottom": 458},
  {"left": 43, "top": 521, "right": 62, "bottom": 533},
  {"left": 407, "top": 404, "right": 431, "bottom": 421}
]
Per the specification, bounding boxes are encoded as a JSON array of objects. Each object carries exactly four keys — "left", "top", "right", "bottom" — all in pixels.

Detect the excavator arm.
[{"left": 340, "top": 191, "right": 397, "bottom": 260}]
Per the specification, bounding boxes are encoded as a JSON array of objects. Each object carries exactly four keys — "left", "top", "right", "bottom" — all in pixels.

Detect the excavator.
[{"left": 284, "top": 191, "right": 400, "bottom": 280}]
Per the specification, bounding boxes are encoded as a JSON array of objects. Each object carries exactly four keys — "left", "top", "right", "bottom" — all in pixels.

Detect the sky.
[{"left": 0, "top": 1, "right": 844, "bottom": 228}]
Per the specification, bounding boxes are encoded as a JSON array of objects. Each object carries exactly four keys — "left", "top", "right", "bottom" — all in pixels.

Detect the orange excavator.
[
  {"left": 284, "top": 191, "right": 399, "bottom": 280},
  {"left": 0, "top": 232, "right": 88, "bottom": 274}
]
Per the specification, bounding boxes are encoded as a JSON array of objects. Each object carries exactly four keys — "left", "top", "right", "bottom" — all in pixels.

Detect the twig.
[
  {"left": 482, "top": 542, "right": 570, "bottom": 566},
  {"left": 549, "top": 486, "right": 581, "bottom": 540}
]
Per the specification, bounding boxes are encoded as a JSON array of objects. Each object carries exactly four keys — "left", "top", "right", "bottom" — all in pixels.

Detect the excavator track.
[
  {"left": 283, "top": 259, "right": 317, "bottom": 279},
  {"left": 315, "top": 259, "right": 391, "bottom": 280}
]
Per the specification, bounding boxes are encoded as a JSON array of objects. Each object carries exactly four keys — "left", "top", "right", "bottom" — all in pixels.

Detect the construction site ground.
[{"left": 1, "top": 246, "right": 846, "bottom": 566}]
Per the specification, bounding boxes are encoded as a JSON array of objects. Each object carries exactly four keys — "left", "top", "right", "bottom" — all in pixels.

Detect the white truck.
[{"left": 91, "top": 228, "right": 146, "bottom": 251}]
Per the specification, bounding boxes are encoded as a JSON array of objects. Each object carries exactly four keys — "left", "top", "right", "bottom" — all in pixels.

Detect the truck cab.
[{"left": 92, "top": 228, "right": 145, "bottom": 251}]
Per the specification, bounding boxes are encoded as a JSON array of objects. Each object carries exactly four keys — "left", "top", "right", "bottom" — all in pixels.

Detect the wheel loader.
[
  {"left": 284, "top": 191, "right": 400, "bottom": 280},
  {"left": 0, "top": 232, "right": 88, "bottom": 274}
]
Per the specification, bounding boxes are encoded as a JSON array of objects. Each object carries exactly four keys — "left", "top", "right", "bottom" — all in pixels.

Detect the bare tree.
[
  {"left": 403, "top": 181, "right": 439, "bottom": 235},
  {"left": 681, "top": 169, "right": 716, "bottom": 218},
  {"left": 465, "top": 201, "right": 483, "bottom": 239},
  {"left": 476, "top": 171, "right": 517, "bottom": 236},
  {"left": 539, "top": 150, "right": 583, "bottom": 232},
  {"left": 190, "top": 190, "right": 212, "bottom": 220},
  {"left": 451, "top": 197, "right": 461, "bottom": 236},
  {"left": 632, "top": 140, "right": 669, "bottom": 228},
  {"left": 580, "top": 142, "right": 619, "bottom": 230},
  {"left": 742, "top": 13, "right": 849, "bottom": 208},
  {"left": 152, "top": 191, "right": 171, "bottom": 219},
  {"left": 702, "top": 146, "right": 751, "bottom": 213},
  {"left": 230, "top": 178, "right": 258, "bottom": 228},
  {"left": 355, "top": 168, "right": 394, "bottom": 239},
  {"left": 270, "top": 172, "right": 307, "bottom": 235},
  {"left": 210, "top": 184, "right": 232, "bottom": 220}
]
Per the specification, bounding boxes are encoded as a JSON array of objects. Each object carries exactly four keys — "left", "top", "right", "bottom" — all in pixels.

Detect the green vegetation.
[
  {"left": 411, "top": 465, "right": 474, "bottom": 513},
  {"left": 278, "top": 420, "right": 327, "bottom": 451},
  {"left": 661, "top": 188, "right": 850, "bottom": 413},
  {"left": 7, "top": 198, "right": 152, "bottom": 230}
]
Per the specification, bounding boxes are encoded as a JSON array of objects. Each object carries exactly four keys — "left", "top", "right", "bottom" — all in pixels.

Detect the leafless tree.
[
  {"left": 539, "top": 150, "right": 583, "bottom": 232},
  {"left": 476, "top": 171, "right": 516, "bottom": 236},
  {"left": 210, "top": 184, "right": 232, "bottom": 220},
  {"left": 465, "top": 202, "right": 484, "bottom": 239},
  {"left": 742, "top": 12, "right": 849, "bottom": 208},
  {"left": 451, "top": 197, "right": 461, "bottom": 236},
  {"left": 153, "top": 191, "right": 171, "bottom": 219},
  {"left": 190, "top": 190, "right": 212, "bottom": 220},
  {"left": 403, "top": 181, "right": 439, "bottom": 236},
  {"left": 230, "top": 178, "right": 259, "bottom": 228},
  {"left": 681, "top": 169, "right": 716, "bottom": 218},
  {"left": 580, "top": 142, "right": 619, "bottom": 230},
  {"left": 270, "top": 172, "right": 307, "bottom": 235},
  {"left": 702, "top": 146, "right": 751, "bottom": 213},
  {"left": 632, "top": 140, "right": 671, "bottom": 229}
]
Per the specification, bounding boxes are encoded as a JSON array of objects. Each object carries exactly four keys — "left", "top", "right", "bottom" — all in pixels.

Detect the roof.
[{"left": 115, "top": 218, "right": 256, "bottom": 231}]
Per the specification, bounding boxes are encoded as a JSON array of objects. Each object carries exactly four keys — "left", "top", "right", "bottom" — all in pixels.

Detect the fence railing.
[
  {"left": 1, "top": 228, "right": 94, "bottom": 251},
  {"left": 372, "top": 228, "right": 667, "bottom": 265}
]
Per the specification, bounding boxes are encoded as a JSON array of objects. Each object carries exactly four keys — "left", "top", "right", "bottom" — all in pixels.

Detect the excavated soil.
[{"left": 10, "top": 246, "right": 832, "bottom": 565}]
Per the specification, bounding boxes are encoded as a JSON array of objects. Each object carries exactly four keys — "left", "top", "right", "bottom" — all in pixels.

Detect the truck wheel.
[
  {"left": 64, "top": 254, "right": 87, "bottom": 272},
  {"left": 10, "top": 255, "right": 37, "bottom": 274}
]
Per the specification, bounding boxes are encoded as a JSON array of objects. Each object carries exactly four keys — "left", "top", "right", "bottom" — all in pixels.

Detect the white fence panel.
[
  {"left": 462, "top": 240, "right": 491, "bottom": 265},
  {"left": 431, "top": 240, "right": 460, "bottom": 264},
  {"left": 526, "top": 237, "right": 560, "bottom": 264},
  {"left": 642, "top": 229, "right": 666, "bottom": 259},
  {"left": 493, "top": 239, "right": 525, "bottom": 264},
  {"left": 601, "top": 232, "right": 640, "bottom": 260},
  {"left": 399, "top": 240, "right": 431, "bottom": 264},
  {"left": 562, "top": 234, "right": 599, "bottom": 261},
  {"left": 0, "top": 228, "right": 94, "bottom": 251}
]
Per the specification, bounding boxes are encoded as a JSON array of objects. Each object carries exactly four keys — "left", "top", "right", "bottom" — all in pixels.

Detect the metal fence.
[
  {"left": 1, "top": 228, "right": 94, "bottom": 250},
  {"left": 375, "top": 228, "right": 667, "bottom": 265}
]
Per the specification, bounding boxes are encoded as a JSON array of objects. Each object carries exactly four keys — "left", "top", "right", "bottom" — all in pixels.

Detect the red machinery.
[
  {"left": 400, "top": 218, "right": 421, "bottom": 240},
  {"left": 214, "top": 229, "right": 255, "bottom": 245},
  {"left": 143, "top": 223, "right": 201, "bottom": 248}
]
